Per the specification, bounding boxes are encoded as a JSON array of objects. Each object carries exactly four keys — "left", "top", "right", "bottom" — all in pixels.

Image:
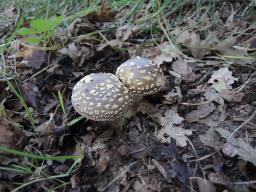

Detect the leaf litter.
[{"left": 0, "top": 1, "right": 256, "bottom": 192}]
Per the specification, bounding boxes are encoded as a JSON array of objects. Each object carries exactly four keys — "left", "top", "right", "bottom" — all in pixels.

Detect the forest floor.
[{"left": 0, "top": 0, "right": 256, "bottom": 192}]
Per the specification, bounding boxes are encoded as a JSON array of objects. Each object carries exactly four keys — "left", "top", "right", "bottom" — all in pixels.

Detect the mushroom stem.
[
  {"left": 121, "top": 95, "right": 143, "bottom": 119},
  {"left": 108, "top": 95, "right": 144, "bottom": 131}
]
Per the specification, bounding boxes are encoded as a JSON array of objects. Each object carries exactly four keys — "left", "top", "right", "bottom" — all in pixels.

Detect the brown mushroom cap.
[
  {"left": 71, "top": 73, "right": 133, "bottom": 121},
  {"left": 116, "top": 56, "right": 164, "bottom": 95}
]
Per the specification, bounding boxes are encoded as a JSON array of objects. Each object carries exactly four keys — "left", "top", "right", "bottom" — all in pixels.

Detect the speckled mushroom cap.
[
  {"left": 71, "top": 73, "right": 133, "bottom": 121},
  {"left": 116, "top": 56, "right": 164, "bottom": 95}
]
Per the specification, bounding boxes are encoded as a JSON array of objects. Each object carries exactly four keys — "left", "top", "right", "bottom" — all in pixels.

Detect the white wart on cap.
[
  {"left": 71, "top": 73, "right": 133, "bottom": 121},
  {"left": 116, "top": 56, "right": 164, "bottom": 95}
]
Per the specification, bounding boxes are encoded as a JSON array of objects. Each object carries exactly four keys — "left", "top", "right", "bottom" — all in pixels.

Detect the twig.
[
  {"left": 20, "top": 42, "right": 60, "bottom": 51},
  {"left": 23, "top": 63, "right": 54, "bottom": 82},
  {"left": 189, "top": 151, "right": 218, "bottom": 162},
  {"left": 181, "top": 101, "right": 211, "bottom": 106},
  {"left": 232, "top": 180, "right": 256, "bottom": 185},
  {"left": 98, "top": 161, "right": 138, "bottom": 192},
  {"left": 228, "top": 110, "right": 256, "bottom": 140}
]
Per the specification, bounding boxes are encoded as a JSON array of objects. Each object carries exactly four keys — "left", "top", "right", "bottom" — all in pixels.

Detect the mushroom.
[
  {"left": 116, "top": 56, "right": 164, "bottom": 95},
  {"left": 71, "top": 73, "right": 133, "bottom": 121}
]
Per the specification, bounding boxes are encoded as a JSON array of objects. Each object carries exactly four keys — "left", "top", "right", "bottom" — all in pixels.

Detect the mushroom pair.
[{"left": 71, "top": 56, "right": 164, "bottom": 121}]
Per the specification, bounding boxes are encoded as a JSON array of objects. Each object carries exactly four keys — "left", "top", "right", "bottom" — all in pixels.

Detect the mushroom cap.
[
  {"left": 116, "top": 56, "right": 164, "bottom": 95},
  {"left": 71, "top": 73, "right": 133, "bottom": 121}
]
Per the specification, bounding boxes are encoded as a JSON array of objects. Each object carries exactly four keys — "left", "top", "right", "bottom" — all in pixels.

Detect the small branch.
[
  {"left": 98, "top": 161, "right": 137, "bottom": 192},
  {"left": 228, "top": 110, "right": 256, "bottom": 140}
]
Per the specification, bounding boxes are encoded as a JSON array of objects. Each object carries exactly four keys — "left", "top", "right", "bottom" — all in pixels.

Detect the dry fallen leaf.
[
  {"left": 0, "top": 118, "right": 27, "bottom": 153},
  {"left": 185, "top": 103, "right": 216, "bottom": 123},
  {"left": 116, "top": 24, "right": 139, "bottom": 41},
  {"left": 152, "top": 159, "right": 167, "bottom": 180},
  {"left": 59, "top": 42, "right": 81, "bottom": 60},
  {"left": 154, "top": 109, "right": 191, "bottom": 147},
  {"left": 154, "top": 53, "right": 173, "bottom": 65},
  {"left": 199, "top": 128, "right": 223, "bottom": 150},
  {"left": 176, "top": 30, "right": 216, "bottom": 59},
  {"left": 208, "top": 173, "right": 231, "bottom": 187},
  {"left": 208, "top": 67, "right": 238, "bottom": 91},
  {"left": 96, "top": 39, "right": 123, "bottom": 51},
  {"left": 176, "top": 30, "right": 191, "bottom": 44},
  {"left": 137, "top": 101, "right": 158, "bottom": 115},
  {"left": 172, "top": 57, "right": 192, "bottom": 76},
  {"left": 204, "top": 87, "right": 225, "bottom": 106},
  {"left": 127, "top": 42, "right": 175, "bottom": 65},
  {"left": 171, "top": 57, "right": 198, "bottom": 82},
  {"left": 22, "top": 48, "right": 47, "bottom": 69},
  {"left": 157, "top": 127, "right": 192, "bottom": 147},
  {"left": 156, "top": 109, "right": 184, "bottom": 127},
  {"left": 20, "top": 81, "right": 39, "bottom": 108},
  {"left": 215, "top": 36, "right": 246, "bottom": 57},
  {"left": 0, "top": 5, "right": 17, "bottom": 38},
  {"left": 163, "top": 90, "right": 178, "bottom": 104},
  {"left": 133, "top": 181, "right": 158, "bottom": 192},
  {"left": 70, "top": 174, "right": 80, "bottom": 189},
  {"left": 153, "top": 42, "right": 175, "bottom": 65},
  {"left": 176, "top": 30, "right": 245, "bottom": 59},
  {"left": 217, "top": 128, "right": 256, "bottom": 166},
  {"left": 96, "top": 153, "right": 109, "bottom": 174},
  {"left": 87, "top": 1, "right": 115, "bottom": 22},
  {"left": 222, "top": 142, "right": 238, "bottom": 157},
  {"left": 36, "top": 113, "right": 55, "bottom": 135},
  {"left": 191, "top": 177, "right": 216, "bottom": 192},
  {"left": 194, "top": 104, "right": 226, "bottom": 127},
  {"left": 219, "top": 90, "right": 244, "bottom": 103}
]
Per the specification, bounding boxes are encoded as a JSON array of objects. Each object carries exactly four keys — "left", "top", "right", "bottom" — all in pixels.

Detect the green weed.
[{"left": 16, "top": 16, "right": 64, "bottom": 44}]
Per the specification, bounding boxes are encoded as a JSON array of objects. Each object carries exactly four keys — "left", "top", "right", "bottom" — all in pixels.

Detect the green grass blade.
[
  {"left": 67, "top": 116, "right": 86, "bottom": 126},
  {"left": 58, "top": 90, "right": 66, "bottom": 117},
  {"left": 0, "top": 146, "right": 82, "bottom": 160},
  {"left": 6, "top": 80, "right": 37, "bottom": 132},
  {"left": 0, "top": 165, "right": 32, "bottom": 174}
]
